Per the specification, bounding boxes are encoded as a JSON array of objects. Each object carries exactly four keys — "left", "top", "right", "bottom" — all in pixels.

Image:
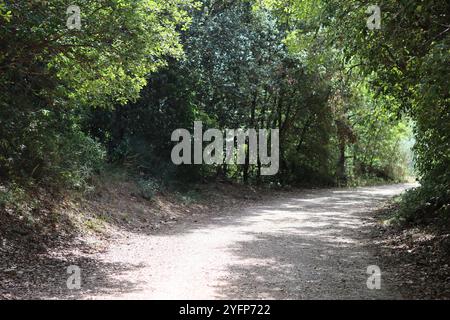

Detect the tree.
[{"left": 0, "top": 0, "right": 193, "bottom": 186}]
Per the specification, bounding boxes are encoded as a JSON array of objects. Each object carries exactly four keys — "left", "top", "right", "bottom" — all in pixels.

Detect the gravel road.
[
  {"left": 4, "top": 184, "right": 413, "bottom": 299},
  {"left": 72, "top": 184, "right": 411, "bottom": 299}
]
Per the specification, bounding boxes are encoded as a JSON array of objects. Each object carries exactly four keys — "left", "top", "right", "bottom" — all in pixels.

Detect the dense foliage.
[
  {"left": 319, "top": 0, "right": 449, "bottom": 218},
  {"left": 1, "top": 0, "right": 447, "bottom": 220},
  {"left": 0, "top": 0, "right": 193, "bottom": 187}
]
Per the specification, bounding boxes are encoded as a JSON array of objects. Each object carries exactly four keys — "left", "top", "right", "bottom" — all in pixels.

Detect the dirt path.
[
  {"left": 3, "top": 184, "right": 414, "bottom": 299},
  {"left": 73, "top": 184, "right": 410, "bottom": 299}
]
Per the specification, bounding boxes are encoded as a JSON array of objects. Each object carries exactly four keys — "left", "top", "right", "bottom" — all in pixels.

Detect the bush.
[
  {"left": 137, "top": 178, "right": 160, "bottom": 201},
  {"left": 55, "top": 130, "right": 106, "bottom": 189},
  {"left": 395, "top": 183, "right": 450, "bottom": 226},
  {"left": 0, "top": 105, "right": 105, "bottom": 189},
  {"left": 0, "top": 183, "right": 26, "bottom": 209}
]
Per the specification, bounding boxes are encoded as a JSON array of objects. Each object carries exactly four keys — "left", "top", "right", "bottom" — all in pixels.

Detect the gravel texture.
[{"left": 1, "top": 184, "right": 414, "bottom": 299}]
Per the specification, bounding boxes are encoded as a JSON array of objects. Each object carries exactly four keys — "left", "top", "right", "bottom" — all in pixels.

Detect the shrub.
[{"left": 137, "top": 178, "right": 160, "bottom": 201}]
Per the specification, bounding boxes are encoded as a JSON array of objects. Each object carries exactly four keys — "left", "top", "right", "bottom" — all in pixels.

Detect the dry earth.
[{"left": 1, "top": 183, "right": 423, "bottom": 299}]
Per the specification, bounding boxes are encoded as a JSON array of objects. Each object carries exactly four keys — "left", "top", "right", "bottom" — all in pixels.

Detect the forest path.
[{"left": 74, "top": 184, "right": 412, "bottom": 300}]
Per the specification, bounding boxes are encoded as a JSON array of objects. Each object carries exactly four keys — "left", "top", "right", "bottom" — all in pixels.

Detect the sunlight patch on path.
[{"left": 85, "top": 184, "right": 414, "bottom": 299}]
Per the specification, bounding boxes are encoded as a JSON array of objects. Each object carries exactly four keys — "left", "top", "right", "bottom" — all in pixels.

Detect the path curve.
[{"left": 76, "top": 184, "right": 411, "bottom": 299}]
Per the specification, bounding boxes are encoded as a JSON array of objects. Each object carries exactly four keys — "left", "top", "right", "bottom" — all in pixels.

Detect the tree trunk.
[
  {"left": 243, "top": 92, "right": 257, "bottom": 184},
  {"left": 337, "top": 140, "right": 347, "bottom": 185}
]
